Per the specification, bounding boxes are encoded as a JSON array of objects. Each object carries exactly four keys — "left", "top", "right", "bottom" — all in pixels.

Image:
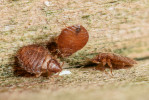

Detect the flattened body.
[
  {"left": 92, "top": 53, "right": 137, "bottom": 69},
  {"left": 17, "top": 45, "right": 52, "bottom": 75}
]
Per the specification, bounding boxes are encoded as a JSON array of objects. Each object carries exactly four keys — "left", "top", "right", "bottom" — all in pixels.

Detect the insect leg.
[
  {"left": 61, "top": 62, "right": 64, "bottom": 68},
  {"left": 102, "top": 58, "right": 107, "bottom": 66},
  {"left": 107, "top": 59, "right": 113, "bottom": 76},
  {"left": 101, "top": 58, "right": 108, "bottom": 74},
  {"left": 35, "top": 73, "right": 42, "bottom": 77},
  {"left": 122, "top": 63, "right": 125, "bottom": 68},
  {"left": 96, "top": 63, "right": 105, "bottom": 71}
]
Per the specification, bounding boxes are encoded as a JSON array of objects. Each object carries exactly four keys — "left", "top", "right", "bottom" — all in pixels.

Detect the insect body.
[
  {"left": 17, "top": 45, "right": 62, "bottom": 77},
  {"left": 92, "top": 53, "right": 137, "bottom": 75},
  {"left": 57, "top": 25, "right": 89, "bottom": 57}
]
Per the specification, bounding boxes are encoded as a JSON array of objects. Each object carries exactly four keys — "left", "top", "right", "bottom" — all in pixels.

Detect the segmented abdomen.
[{"left": 17, "top": 45, "right": 52, "bottom": 74}]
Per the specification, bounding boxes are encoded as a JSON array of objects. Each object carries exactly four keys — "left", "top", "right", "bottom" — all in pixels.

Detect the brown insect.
[
  {"left": 92, "top": 52, "right": 137, "bottom": 75},
  {"left": 17, "top": 45, "right": 63, "bottom": 77},
  {"left": 56, "top": 25, "right": 89, "bottom": 57}
]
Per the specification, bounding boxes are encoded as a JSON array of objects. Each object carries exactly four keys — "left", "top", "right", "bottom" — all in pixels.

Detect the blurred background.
[{"left": 0, "top": 0, "right": 149, "bottom": 100}]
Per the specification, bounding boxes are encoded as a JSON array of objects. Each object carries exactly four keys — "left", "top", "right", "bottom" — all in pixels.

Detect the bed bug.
[
  {"left": 56, "top": 25, "right": 89, "bottom": 57},
  {"left": 17, "top": 45, "right": 63, "bottom": 77},
  {"left": 91, "top": 52, "right": 137, "bottom": 75}
]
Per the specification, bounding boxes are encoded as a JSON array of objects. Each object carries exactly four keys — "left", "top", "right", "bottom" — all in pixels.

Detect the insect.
[
  {"left": 91, "top": 52, "right": 137, "bottom": 75},
  {"left": 56, "top": 25, "right": 89, "bottom": 57},
  {"left": 17, "top": 44, "right": 63, "bottom": 77}
]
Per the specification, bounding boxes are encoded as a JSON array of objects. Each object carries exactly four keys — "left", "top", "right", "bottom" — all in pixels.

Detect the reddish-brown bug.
[
  {"left": 17, "top": 45, "right": 63, "bottom": 77},
  {"left": 56, "top": 25, "right": 89, "bottom": 57},
  {"left": 92, "top": 52, "right": 137, "bottom": 75}
]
